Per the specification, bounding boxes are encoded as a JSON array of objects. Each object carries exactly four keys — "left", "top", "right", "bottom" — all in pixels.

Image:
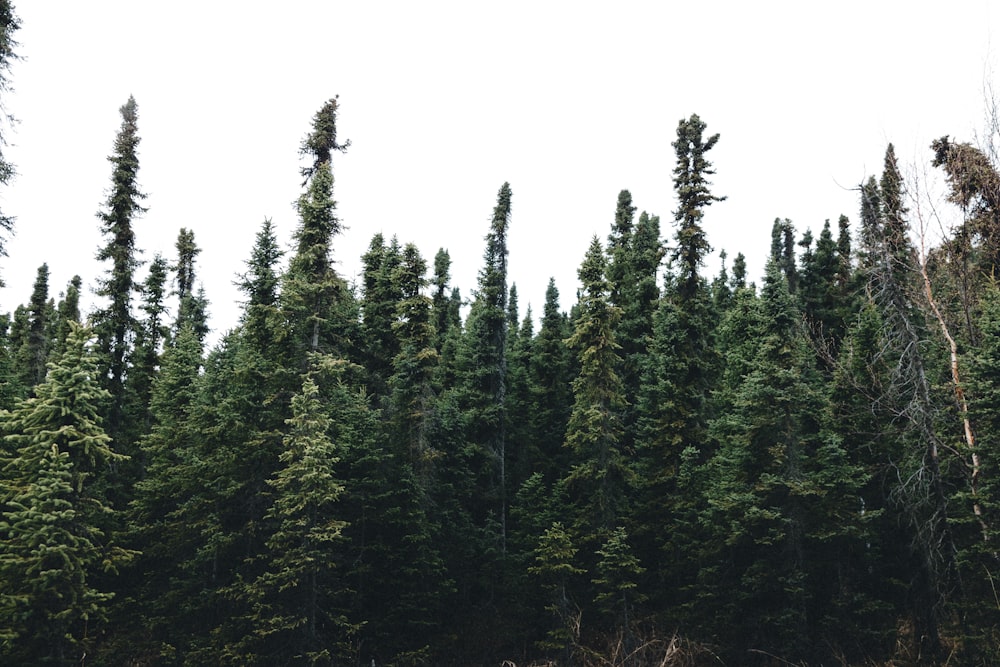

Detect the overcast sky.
[{"left": 0, "top": 2, "right": 996, "bottom": 344}]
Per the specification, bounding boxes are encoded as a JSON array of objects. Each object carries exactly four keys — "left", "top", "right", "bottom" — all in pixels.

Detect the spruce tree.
[
  {"left": 237, "top": 377, "right": 350, "bottom": 665},
  {"left": 359, "top": 233, "right": 403, "bottom": 402},
  {"left": 0, "top": 324, "right": 129, "bottom": 664},
  {"left": 283, "top": 159, "right": 348, "bottom": 363},
  {"left": 16, "top": 263, "right": 50, "bottom": 389},
  {"left": 172, "top": 227, "right": 209, "bottom": 341},
  {"left": 562, "top": 236, "right": 628, "bottom": 543},
  {"left": 53, "top": 275, "right": 82, "bottom": 355},
  {"left": 117, "top": 322, "right": 204, "bottom": 663},
  {"left": 388, "top": 242, "right": 439, "bottom": 479},
  {"left": 283, "top": 99, "right": 352, "bottom": 366},
  {"left": 92, "top": 95, "right": 146, "bottom": 440},
  {"left": 606, "top": 189, "right": 637, "bottom": 309},
  {"left": 528, "top": 278, "right": 573, "bottom": 483},
  {"left": 632, "top": 115, "right": 723, "bottom": 615},
  {"left": 125, "top": 254, "right": 168, "bottom": 442},
  {"left": 431, "top": 247, "right": 458, "bottom": 345},
  {"left": 700, "top": 260, "right": 866, "bottom": 663},
  {"left": 529, "top": 522, "right": 586, "bottom": 659},
  {"left": 463, "top": 182, "right": 512, "bottom": 543},
  {"left": 671, "top": 113, "right": 724, "bottom": 299}
]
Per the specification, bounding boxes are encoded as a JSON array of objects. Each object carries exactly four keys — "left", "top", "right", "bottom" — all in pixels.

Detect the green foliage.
[
  {"left": 563, "top": 237, "right": 628, "bottom": 542},
  {"left": 283, "top": 160, "right": 350, "bottom": 363},
  {"left": 15, "top": 263, "right": 50, "bottom": 390},
  {"left": 173, "top": 228, "right": 209, "bottom": 341},
  {"left": 92, "top": 95, "right": 146, "bottom": 441},
  {"left": 0, "top": 0, "right": 19, "bottom": 270},
  {"left": 6, "top": 91, "right": 1000, "bottom": 665},
  {"left": 0, "top": 324, "right": 130, "bottom": 664},
  {"left": 235, "top": 377, "right": 350, "bottom": 665},
  {"left": 672, "top": 113, "right": 724, "bottom": 299},
  {"left": 529, "top": 522, "right": 585, "bottom": 655}
]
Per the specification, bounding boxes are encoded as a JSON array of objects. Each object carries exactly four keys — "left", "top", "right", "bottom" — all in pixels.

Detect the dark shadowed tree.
[{"left": 92, "top": 96, "right": 146, "bottom": 440}]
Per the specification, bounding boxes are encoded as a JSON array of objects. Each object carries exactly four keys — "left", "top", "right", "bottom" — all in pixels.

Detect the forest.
[{"left": 4, "top": 7, "right": 1000, "bottom": 667}]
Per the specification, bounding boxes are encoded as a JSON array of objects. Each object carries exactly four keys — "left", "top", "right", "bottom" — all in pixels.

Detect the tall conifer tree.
[{"left": 92, "top": 95, "right": 146, "bottom": 440}]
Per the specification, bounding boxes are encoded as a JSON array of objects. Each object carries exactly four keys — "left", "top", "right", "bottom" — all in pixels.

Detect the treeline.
[{"left": 4, "top": 28, "right": 1000, "bottom": 667}]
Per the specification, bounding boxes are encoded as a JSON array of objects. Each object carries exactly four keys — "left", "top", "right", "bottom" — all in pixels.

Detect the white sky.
[{"left": 0, "top": 2, "right": 996, "bottom": 345}]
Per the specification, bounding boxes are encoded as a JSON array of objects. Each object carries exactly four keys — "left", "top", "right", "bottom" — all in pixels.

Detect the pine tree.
[
  {"left": 16, "top": 263, "right": 50, "bottom": 389},
  {"left": 699, "top": 260, "right": 867, "bottom": 663},
  {"left": 360, "top": 233, "right": 403, "bottom": 402},
  {"left": 431, "top": 247, "right": 458, "bottom": 345},
  {"left": 236, "top": 377, "right": 350, "bottom": 665},
  {"left": 0, "top": 324, "right": 130, "bottom": 664},
  {"left": 173, "top": 227, "right": 209, "bottom": 341},
  {"left": 671, "top": 113, "right": 724, "bottom": 300},
  {"left": 463, "top": 182, "right": 512, "bottom": 545},
  {"left": 632, "top": 116, "right": 723, "bottom": 618},
  {"left": 563, "top": 236, "right": 628, "bottom": 543},
  {"left": 92, "top": 95, "right": 146, "bottom": 440},
  {"left": 283, "top": 99, "right": 351, "bottom": 366},
  {"left": 117, "top": 322, "right": 204, "bottom": 663},
  {"left": 606, "top": 189, "right": 637, "bottom": 309},
  {"left": 529, "top": 522, "right": 586, "bottom": 659},
  {"left": 125, "top": 254, "right": 168, "bottom": 442},
  {"left": 388, "top": 242, "right": 439, "bottom": 480},
  {"left": 283, "top": 159, "right": 348, "bottom": 363},
  {"left": 0, "top": 1, "right": 19, "bottom": 274},
  {"left": 53, "top": 275, "right": 82, "bottom": 355},
  {"left": 527, "top": 278, "right": 573, "bottom": 483}
]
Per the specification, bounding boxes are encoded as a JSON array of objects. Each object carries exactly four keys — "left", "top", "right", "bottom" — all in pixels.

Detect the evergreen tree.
[
  {"left": 961, "top": 285, "right": 1000, "bottom": 658},
  {"left": 235, "top": 377, "right": 350, "bottom": 665},
  {"left": 173, "top": 227, "right": 209, "bottom": 341},
  {"left": 730, "top": 251, "right": 748, "bottom": 290},
  {"left": 562, "top": 236, "right": 628, "bottom": 543},
  {"left": 606, "top": 189, "right": 637, "bottom": 309},
  {"left": 769, "top": 217, "right": 799, "bottom": 292},
  {"left": 463, "top": 182, "right": 512, "bottom": 544},
  {"left": 359, "top": 233, "right": 403, "bottom": 402},
  {"left": 0, "top": 0, "right": 19, "bottom": 274},
  {"left": 53, "top": 275, "right": 82, "bottom": 355},
  {"left": 0, "top": 314, "right": 16, "bottom": 410},
  {"left": 529, "top": 522, "right": 585, "bottom": 659},
  {"left": 671, "top": 113, "right": 724, "bottom": 299},
  {"left": 591, "top": 526, "right": 645, "bottom": 637},
  {"left": 528, "top": 278, "right": 573, "bottom": 483},
  {"left": 237, "top": 218, "right": 284, "bottom": 353},
  {"left": 299, "top": 96, "right": 350, "bottom": 184},
  {"left": 116, "top": 322, "right": 204, "bottom": 663},
  {"left": 431, "top": 247, "right": 458, "bottom": 345},
  {"left": 283, "top": 99, "right": 352, "bottom": 366},
  {"left": 283, "top": 159, "right": 349, "bottom": 364},
  {"left": 853, "top": 148, "right": 954, "bottom": 659},
  {"left": 699, "top": 260, "right": 866, "bottom": 663},
  {"left": 799, "top": 219, "right": 849, "bottom": 351},
  {"left": 632, "top": 116, "right": 723, "bottom": 618},
  {"left": 388, "top": 242, "right": 439, "bottom": 480},
  {"left": 92, "top": 95, "right": 146, "bottom": 440},
  {"left": 16, "top": 263, "right": 50, "bottom": 389},
  {"left": 0, "top": 324, "right": 130, "bottom": 664},
  {"left": 125, "top": 254, "right": 168, "bottom": 442}
]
